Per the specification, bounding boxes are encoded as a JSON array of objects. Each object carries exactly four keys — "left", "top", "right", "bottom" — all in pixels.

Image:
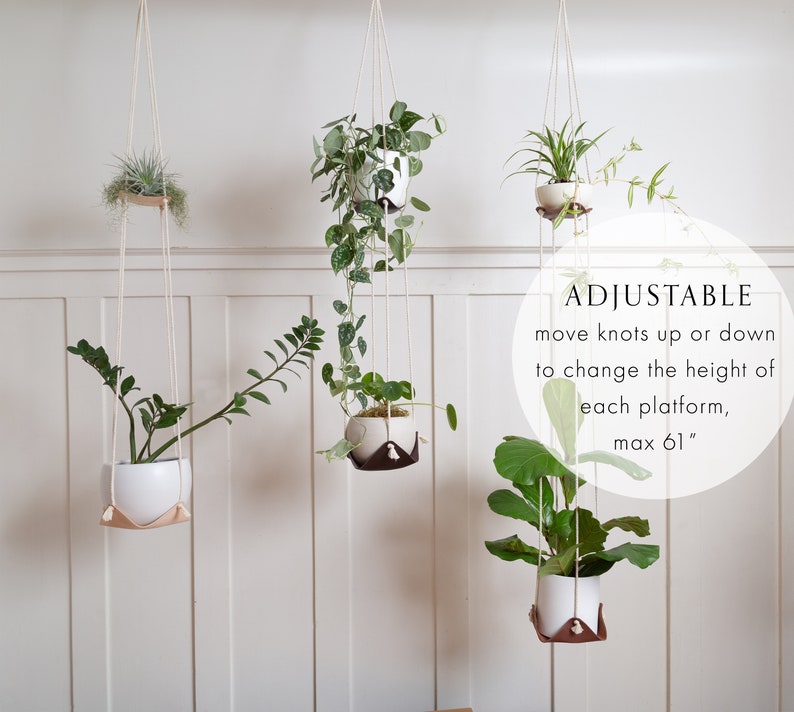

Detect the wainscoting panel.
[{"left": 0, "top": 248, "right": 791, "bottom": 712}]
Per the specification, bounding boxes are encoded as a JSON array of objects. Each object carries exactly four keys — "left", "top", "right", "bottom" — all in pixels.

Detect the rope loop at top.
[{"left": 109, "top": 0, "right": 184, "bottom": 501}]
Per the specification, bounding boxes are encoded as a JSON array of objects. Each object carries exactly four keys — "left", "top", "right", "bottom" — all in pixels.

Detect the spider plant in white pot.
[{"left": 508, "top": 117, "right": 676, "bottom": 227}]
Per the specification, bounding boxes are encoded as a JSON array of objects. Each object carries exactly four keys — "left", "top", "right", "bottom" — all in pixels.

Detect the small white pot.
[
  {"left": 536, "top": 574, "right": 600, "bottom": 638},
  {"left": 345, "top": 415, "right": 416, "bottom": 466},
  {"left": 352, "top": 149, "right": 410, "bottom": 212},
  {"left": 535, "top": 182, "right": 593, "bottom": 211},
  {"left": 101, "top": 458, "right": 192, "bottom": 526}
]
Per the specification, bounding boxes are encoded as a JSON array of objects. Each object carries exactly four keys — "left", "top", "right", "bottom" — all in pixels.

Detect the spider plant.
[{"left": 510, "top": 117, "right": 608, "bottom": 184}]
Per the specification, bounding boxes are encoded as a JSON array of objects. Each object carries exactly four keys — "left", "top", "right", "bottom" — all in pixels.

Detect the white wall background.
[{"left": 0, "top": 1, "right": 792, "bottom": 711}]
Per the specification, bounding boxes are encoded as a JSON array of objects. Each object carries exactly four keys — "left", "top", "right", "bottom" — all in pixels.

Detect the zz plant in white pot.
[
  {"left": 484, "top": 377, "right": 659, "bottom": 641},
  {"left": 68, "top": 316, "right": 323, "bottom": 527}
]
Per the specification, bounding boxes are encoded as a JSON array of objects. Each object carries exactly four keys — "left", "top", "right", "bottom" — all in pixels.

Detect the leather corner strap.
[
  {"left": 529, "top": 603, "right": 608, "bottom": 643},
  {"left": 99, "top": 502, "right": 191, "bottom": 530},
  {"left": 347, "top": 432, "right": 420, "bottom": 471}
]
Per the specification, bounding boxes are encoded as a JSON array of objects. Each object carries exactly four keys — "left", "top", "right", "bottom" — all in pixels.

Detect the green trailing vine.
[{"left": 311, "top": 100, "right": 455, "bottom": 460}]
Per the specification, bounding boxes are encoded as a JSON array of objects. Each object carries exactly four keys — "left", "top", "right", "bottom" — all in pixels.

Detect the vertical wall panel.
[
  {"left": 433, "top": 295, "right": 473, "bottom": 710},
  {"left": 345, "top": 296, "right": 436, "bottom": 712},
  {"left": 101, "top": 296, "right": 195, "bottom": 712},
  {"left": 226, "top": 296, "right": 315, "bottom": 711},
  {"left": 574, "top": 492, "right": 668, "bottom": 712},
  {"left": 191, "top": 295, "right": 234, "bottom": 711},
  {"left": 0, "top": 258, "right": 791, "bottom": 711},
  {"left": 66, "top": 297, "right": 112, "bottom": 711},
  {"left": 0, "top": 299, "right": 71, "bottom": 712},
  {"left": 782, "top": 410, "right": 794, "bottom": 712},
  {"left": 467, "top": 294, "right": 554, "bottom": 712},
  {"left": 669, "top": 446, "right": 779, "bottom": 711},
  {"left": 313, "top": 295, "right": 354, "bottom": 712}
]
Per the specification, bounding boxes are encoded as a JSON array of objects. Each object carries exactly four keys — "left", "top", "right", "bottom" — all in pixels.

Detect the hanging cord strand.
[
  {"left": 143, "top": 0, "right": 185, "bottom": 494},
  {"left": 108, "top": 0, "right": 146, "bottom": 513},
  {"left": 351, "top": 0, "right": 378, "bottom": 118},
  {"left": 561, "top": 0, "right": 591, "bottom": 183},
  {"left": 375, "top": 7, "right": 393, "bottom": 439},
  {"left": 375, "top": 0, "right": 399, "bottom": 100},
  {"left": 536, "top": 1, "right": 563, "bottom": 193},
  {"left": 534, "top": 477, "right": 543, "bottom": 612}
]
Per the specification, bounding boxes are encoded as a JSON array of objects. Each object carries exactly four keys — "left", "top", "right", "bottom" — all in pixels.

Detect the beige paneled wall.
[{"left": 0, "top": 249, "right": 791, "bottom": 712}]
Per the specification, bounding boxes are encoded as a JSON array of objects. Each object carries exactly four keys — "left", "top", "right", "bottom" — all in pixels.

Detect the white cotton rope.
[
  {"left": 531, "top": 0, "right": 597, "bottom": 634},
  {"left": 110, "top": 0, "right": 185, "bottom": 506},
  {"left": 349, "top": 0, "right": 412, "bottom": 449}
]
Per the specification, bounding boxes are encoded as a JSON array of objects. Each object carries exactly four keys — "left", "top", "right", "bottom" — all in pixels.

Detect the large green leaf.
[
  {"left": 487, "top": 489, "right": 539, "bottom": 526},
  {"left": 330, "top": 243, "right": 354, "bottom": 274},
  {"left": 493, "top": 436, "right": 574, "bottom": 487},
  {"left": 538, "top": 545, "right": 577, "bottom": 577},
  {"left": 513, "top": 477, "right": 554, "bottom": 529},
  {"left": 542, "top": 377, "right": 582, "bottom": 462},
  {"left": 602, "top": 516, "right": 651, "bottom": 537},
  {"left": 595, "top": 543, "right": 660, "bottom": 569},
  {"left": 337, "top": 322, "right": 356, "bottom": 347},
  {"left": 380, "top": 380, "right": 404, "bottom": 401},
  {"left": 576, "top": 450, "right": 652, "bottom": 481},
  {"left": 577, "top": 555, "right": 616, "bottom": 577},
  {"left": 388, "top": 229, "right": 407, "bottom": 264},
  {"left": 484, "top": 535, "right": 543, "bottom": 564},
  {"left": 557, "top": 508, "right": 607, "bottom": 557}
]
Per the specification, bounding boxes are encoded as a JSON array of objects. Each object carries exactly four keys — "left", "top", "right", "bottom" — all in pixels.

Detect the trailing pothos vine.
[{"left": 311, "top": 100, "right": 455, "bottom": 460}]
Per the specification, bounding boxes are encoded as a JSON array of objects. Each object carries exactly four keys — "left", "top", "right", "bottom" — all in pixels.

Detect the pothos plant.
[
  {"left": 311, "top": 100, "right": 455, "bottom": 460},
  {"left": 485, "top": 378, "right": 659, "bottom": 578},
  {"left": 507, "top": 116, "right": 677, "bottom": 228},
  {"left": 67, "top": 316, "right": 324, "bottom": 464},
  {"left": 102, "top": 149, "right": 190, "bottom": 230}
]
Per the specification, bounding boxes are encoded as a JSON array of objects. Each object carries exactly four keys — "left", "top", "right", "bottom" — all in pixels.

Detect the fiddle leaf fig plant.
[
  {"left": 68, "top": 316, "right": 324, "bottom": 464},
  {"left": 102, "top": 149, "right": 189, "bottom": 229},
  {"left": 311, "top": 100, "right": 455, "bottom": 460},
  {"left": 485, "top": 377, "right": 659, "bottom": 578},
  {"left": 507, "top": 116, "right": 678, "bottom": 227}
]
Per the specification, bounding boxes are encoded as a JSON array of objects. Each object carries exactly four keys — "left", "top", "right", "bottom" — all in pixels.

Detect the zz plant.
[
  {"left": 485, "top": 378, "right": 659, "bottom": 578},
  {"left": 311, "top": 100, "right": 454, "bottom": 460},
  {"left": 68, "top": 316, "right": 324, "bottom": 464}
]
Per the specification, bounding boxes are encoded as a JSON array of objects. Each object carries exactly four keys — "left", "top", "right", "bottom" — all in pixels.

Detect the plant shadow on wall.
[
  {"left": 485, "top": 378, "right": 660, "bottom": 641},
  {"left": 311, "top": 100, "right": 457, "bottom": 465}
]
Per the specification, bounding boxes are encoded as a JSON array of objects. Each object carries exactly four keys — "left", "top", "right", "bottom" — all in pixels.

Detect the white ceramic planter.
[
  {"left": 352, "top": 149, "right": 410, "bottom": 212},
  {"left": 536, "top": 574, "right": 600, "bottom": 638},
  {"left": 535, "top": 182, "right": 593, "bottom": 212},
  {"left": 345, "top": 415, "right": 416, "bottom": 466},
  {"left": 101, "top": 458, "right": 192, "bottom": 526}
]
